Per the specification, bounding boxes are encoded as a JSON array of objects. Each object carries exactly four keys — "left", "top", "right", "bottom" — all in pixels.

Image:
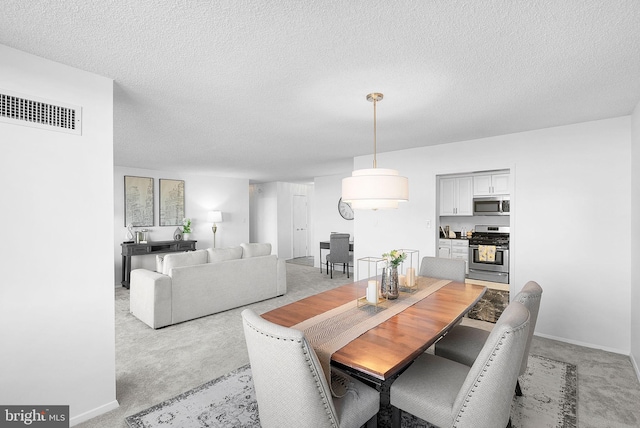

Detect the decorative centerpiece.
[
  {"left": 381, "top": 250, "right": 406, "bottom": 300},
  {"left": 182, "top": 218, "right": 192, "bottom": 241}
]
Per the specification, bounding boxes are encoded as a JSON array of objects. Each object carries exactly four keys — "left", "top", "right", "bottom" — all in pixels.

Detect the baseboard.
[
  {"left": 70, "top": 400, "right": 119, "bottom": 427},
  {"left": 535, "top": 332, "right": 629, "bottom": 356},
  {"left": 631, "top": 353, "right": 640, "bottom": 383}
]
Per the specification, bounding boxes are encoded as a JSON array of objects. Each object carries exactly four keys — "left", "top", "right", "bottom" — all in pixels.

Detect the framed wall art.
[
  {"left": 124, "top": 176, "right": 154, "bottom": 227},
  {"left": 159, "top": 179, "right": 185, "bottom": 226}
]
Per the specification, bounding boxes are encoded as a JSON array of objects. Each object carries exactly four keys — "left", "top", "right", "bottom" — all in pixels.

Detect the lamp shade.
[
  {"left": 342, "top": 168, "right": 409, "bottom": 210},
  {"left": 207, "top": 211, "right": 223, "bottom": 223}
]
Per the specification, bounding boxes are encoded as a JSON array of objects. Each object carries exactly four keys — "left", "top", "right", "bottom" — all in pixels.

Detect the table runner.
[{"left": 292, "top": 277, "right": 451, "bottom": 396}]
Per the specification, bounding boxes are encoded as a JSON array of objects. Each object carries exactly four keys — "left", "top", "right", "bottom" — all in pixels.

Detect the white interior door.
[{"left": 293, "top": 195, "right": 308, "bottom": 258}]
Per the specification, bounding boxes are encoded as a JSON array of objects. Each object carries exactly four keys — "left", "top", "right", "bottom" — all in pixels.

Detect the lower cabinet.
[
  {"left": 438, "top": 239, "right": 469, "bottom": 274},
  {"left": 438, "top": 239, "right": 451, "bottom": 258}
]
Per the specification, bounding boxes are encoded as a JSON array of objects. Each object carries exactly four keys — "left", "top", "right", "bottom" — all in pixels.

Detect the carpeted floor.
[
  {"left": 286, "top": 256, "right": 314, "bottom": 267},
  {"left": 76, "top": 264, "right": 640, "bottom": 428},
  {"left": 125, "top": 354, "right": 576, "bottom": 428}
]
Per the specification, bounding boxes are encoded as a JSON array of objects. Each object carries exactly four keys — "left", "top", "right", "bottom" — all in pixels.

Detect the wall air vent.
[{"left": 0, "top": 89, "right": 82, "bottom": 135}]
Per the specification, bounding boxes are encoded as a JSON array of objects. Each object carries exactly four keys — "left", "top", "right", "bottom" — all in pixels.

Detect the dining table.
[{"left": 261, "top": 276, "right": 486, "bottom": 402}]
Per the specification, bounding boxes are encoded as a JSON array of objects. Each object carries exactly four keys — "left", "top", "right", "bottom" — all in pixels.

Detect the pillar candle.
[
  {"left": 367, "top": 280, "right": 378, "bottom": 303},
  {"left": 407, "top": 267, "right": 416, "bottom": 287},
  {"left": 398, "top": 274, "right": 406, "bottom": 286}
]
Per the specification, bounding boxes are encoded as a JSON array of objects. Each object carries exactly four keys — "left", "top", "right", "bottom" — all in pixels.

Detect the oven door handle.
[{"left": 469, "top": 244, "right": 508, "bottom": 250}]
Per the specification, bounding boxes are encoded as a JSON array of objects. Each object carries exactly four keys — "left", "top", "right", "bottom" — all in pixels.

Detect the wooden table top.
[{"left": 261, "top": 278, "right": 486, "bottom": 381}]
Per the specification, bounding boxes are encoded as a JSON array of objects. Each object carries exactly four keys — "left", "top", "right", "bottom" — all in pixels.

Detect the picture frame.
[
  {"left": 124, "top": 176, "right": 154, "bottom": 227},
  {"left": 159, "top": 179, "right": 185, "bottom": 226}
]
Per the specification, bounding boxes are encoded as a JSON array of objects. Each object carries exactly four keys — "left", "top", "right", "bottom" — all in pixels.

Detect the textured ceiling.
[{"left": 2, "top": 1, "right": 640, "bottom": 182}]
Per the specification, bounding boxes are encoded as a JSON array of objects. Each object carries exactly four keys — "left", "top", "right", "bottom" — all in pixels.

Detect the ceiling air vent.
[{"left": 0, "top": 89, "right": 82, "bottom": 135}]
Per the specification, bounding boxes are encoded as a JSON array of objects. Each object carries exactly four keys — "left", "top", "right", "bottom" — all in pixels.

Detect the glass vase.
[{"left": 381, "top": 266, "right": 399, "bottom": 300}]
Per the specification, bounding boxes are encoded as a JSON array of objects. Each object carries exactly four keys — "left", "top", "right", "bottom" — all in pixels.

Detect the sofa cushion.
[
  {"left": 207, "top": 246, "right": 243, "bottom": 263},
  {"left": 162, "top": 250, "right": 208, "bottom": 275},
  {"left": 241, "top": 243, "right": 272, "bottom": 258}
]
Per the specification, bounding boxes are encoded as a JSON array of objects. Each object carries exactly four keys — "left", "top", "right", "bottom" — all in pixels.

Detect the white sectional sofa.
[{"left": 129, "top": 243, "right": 286, "bottom": 329}]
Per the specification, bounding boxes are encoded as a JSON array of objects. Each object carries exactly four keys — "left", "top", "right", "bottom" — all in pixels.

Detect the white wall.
[
  {"left": 313, "top": 173, "right": 355, "bottom": 268},
  {"left": 631, "top": 101, "right": 640, "bottom": 376},
  {"left": 249, "top": 182, "right": 313, "bottom": 259},
  {"left": 250, "top": 182, "right": 278, "bottom": 251},
  {"left": 353, "top": 117, "right": 632, "bottom": 354},
  {"left": 0, "top": 45, "right": 117, "bottom": 424},
  {"left": 114, "top": 166, "right": 249, "bottom": 283}
]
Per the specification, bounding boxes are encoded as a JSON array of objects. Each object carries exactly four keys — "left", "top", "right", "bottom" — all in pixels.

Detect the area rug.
[{"left": 125, "top": 355, "right": 577, "bottom": 428}]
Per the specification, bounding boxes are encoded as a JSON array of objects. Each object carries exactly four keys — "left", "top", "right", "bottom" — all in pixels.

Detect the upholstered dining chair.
[
  {"left": 390, "top": 301, "right": 530, "bottom": 428},
  {"left": 435, "top": 280, "right": 543, "bottom": 396},
  {"left": 326, "top": 233, "right": 353, "bottom": 278},
  {"left": 418, "top": 256, "right": 466, "bottom": 283},
  {"left": 241, "top": 309, "right": 379, "bottom": 428}
]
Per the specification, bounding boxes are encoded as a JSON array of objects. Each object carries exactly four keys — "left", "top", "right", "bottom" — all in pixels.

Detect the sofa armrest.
[
  {"left": 130, "top": 269, "right": 172, "bottom": 329},
  {"left": 276, "top": 258, "right": 287, "bottom": 296}
]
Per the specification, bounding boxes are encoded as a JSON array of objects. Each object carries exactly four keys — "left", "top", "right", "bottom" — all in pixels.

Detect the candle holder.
[
  {"left": 356, "top": 295, "right": 388, "bottom": 309},
  {"left": 399, "top": 249, "right": 419, "bottom": 292},
  {"left": 357, "top": 256, "right": 386, "bottom": 282},
  {"left": 356, "top": 257, "right": 388, "bottom": 308}
]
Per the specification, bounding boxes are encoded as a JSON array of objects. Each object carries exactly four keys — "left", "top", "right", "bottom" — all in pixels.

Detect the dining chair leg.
[
  {"left": 391, "top": 406, "right": 401, "bottom": 428},
  {"left": 330, "top": 263, "right": 333, "bottom": 279}
]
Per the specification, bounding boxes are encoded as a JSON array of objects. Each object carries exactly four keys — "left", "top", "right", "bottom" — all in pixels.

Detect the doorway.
[{"left": 292, "top": 194, "right": 308, "bottom": 258}]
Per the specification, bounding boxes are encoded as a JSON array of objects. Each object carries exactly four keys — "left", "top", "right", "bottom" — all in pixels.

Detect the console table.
[{"left": 120, "top": 240, "right": 197, "bottom": 288}]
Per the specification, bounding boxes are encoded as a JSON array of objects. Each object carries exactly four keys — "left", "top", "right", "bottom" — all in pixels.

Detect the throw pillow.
[
  {"left": 240, "top": 243, "right": 272, "bottom": 258},
  {"left": 207, "top": 246, "right": 243, "bottom": 263},
  {"left": 162, "top": 250, "right": 208, "bottom": 275}
]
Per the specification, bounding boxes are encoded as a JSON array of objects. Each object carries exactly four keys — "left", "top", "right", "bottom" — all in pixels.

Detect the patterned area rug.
[{"left": 125, "top": 355, "right": 576, "bottom": 428}]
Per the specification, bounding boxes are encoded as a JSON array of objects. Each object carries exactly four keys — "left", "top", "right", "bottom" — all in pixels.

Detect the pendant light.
[{"left": 342, "top": 93, "right": 409, "bottom": 210}]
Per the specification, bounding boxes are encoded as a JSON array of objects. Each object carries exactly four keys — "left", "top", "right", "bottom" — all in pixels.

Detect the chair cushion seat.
[
  {"left": 435, "top": 325, "right": 490, "bottom": 367},
  {"left": 391, "top": 353, "right": 470, "bottom": 428},
  {"left": 326, "top": 253, "right": 354, "bottom": 263}
]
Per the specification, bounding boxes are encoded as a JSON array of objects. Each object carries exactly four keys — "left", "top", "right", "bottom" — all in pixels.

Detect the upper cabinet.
[
  {"left": 473, "top": 173, "right": 510, "bottom": 196},
  {"left": 440, "top": 176, "right": 473, "bottom": 216}
]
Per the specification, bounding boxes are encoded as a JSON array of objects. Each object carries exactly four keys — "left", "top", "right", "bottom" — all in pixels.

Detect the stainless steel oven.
[{"left": 468, "top": 225, "right": 510, "bottom": 284}]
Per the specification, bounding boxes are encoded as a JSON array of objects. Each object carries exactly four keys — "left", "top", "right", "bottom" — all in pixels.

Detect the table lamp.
[{"left": 207, "top": 211, "right": 223, "bottom": 248}]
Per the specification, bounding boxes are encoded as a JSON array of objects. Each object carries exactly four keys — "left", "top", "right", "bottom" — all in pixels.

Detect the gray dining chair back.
[
  {"left": 241, "top": 308, "right": 379, "bottom": 428},
  {"left": 419, "top": 256, "right": 466, "bottom": 283},
  {"left": 390, "top": 301, "right": 530, "bottom": 428},
  {"left": 435, "top": 281, "right": 543, "bottom": 379},
  {"left": 513, "top": 280, "right": 543, "bottom": 375},
  {"left": 326, "top": 233, "right": 353, "bottom": 278}
]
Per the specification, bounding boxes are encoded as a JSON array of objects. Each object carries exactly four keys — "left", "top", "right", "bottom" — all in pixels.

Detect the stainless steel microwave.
[{"left": 473, "top": 196, "right": 510, "bottom": 216}]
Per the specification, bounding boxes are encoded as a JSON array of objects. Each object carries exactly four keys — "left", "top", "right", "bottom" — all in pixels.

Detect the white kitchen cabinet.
[
  {"left": 440, "top": 176, "right": 473, "bottom": 216},
  {"left": 438, "top": 239, "right": 451, "bottom": 258},
  {"left": 451, "top": 239, "right": 470, "bottom": 274},
  {"left": 438, "top": 239, "right": 469, "bottom": 275},
  {"left": 473, "top": 173, "right": 510, "bottom": 196}
]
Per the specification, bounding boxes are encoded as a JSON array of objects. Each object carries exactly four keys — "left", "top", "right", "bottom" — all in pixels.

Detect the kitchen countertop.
[{"left": 439, "top": 233, "right": 471, "bottom": 240}]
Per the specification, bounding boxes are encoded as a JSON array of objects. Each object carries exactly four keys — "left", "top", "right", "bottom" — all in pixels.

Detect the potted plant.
[{"left": 182, "top": 218, "right": 192, "bottom": 240}]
